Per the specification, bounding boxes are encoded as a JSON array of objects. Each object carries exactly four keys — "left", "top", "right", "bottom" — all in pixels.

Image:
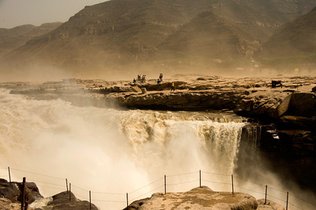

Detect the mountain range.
[
  {"left": 257, "top": 6, "right": 316, "bottom": 71},
  {"left": 0, "top": 23, "right": 61, "bottom": 57},
  {"left": 1, "top": 0, "right": 316, "bottom": 79}
]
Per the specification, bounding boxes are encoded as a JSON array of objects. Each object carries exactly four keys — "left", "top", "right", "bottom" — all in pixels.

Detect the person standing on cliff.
[
  {"left": 157, "top": 73, "right": 163, "bottom": 84},
  {"left": 159, "top": 73, "right": 163, "bottom": 81},
  {"left": 171, "top": 82, "right": 175, "bottom": 91}
]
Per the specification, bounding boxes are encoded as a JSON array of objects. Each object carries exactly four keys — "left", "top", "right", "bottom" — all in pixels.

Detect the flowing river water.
[{"left": 0, "top": 89, "right": 314, "bottom": 209}]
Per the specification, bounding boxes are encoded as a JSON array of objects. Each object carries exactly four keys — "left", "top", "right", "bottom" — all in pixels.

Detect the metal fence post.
[
  {"left": 8, "top": 167, "right": 11, "bottom": 183},
  {"left": 21, "top": 177, "right": 26, "bottom": 210},
  {"left": 231, "top": 174, "right": 234, "bottom": 195},
  {"left": 164, "top": 175, "right": 167, "bottom": 194},
  {"left": 89, "top": 190, "right": 92, "bottom": 210},
  {"left": 264, "top": 185, "right": 268, "bottom": 204},
  {"left": 69, "top": 183, "right": 72, "bottom": 201},
  {"left": 286, "top": 192, "right": 289, "bottom": 210},
  {"left": 199, "top": 170, "right": 202, "bottom": 188},
  {"left": 65, "top": 178, "right": 68, "bottom": 192}
]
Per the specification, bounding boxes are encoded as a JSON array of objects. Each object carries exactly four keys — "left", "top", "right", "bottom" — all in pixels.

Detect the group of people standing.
[{"left": 132, "top": 73, "right": 164, "bottom": 84}]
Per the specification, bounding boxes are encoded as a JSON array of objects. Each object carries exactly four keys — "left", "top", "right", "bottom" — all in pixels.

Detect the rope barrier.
[
  {"left": 166, "top": 171, "right": 198, "bottom": 177},
  {"left": 92, "top": 191, "right": 124, "bottom": 195},
  {"left": 167, "top": 179, "right": 198, "bottom": 186},
  {"left": 130, "top": 185, "right": 163, "bottom": 201},
  {"left": 266, "top": 194, "right": 286, "bottom": 203},
  {"left": 72, "top": 184, "right": 89, "bottom": 192},
  {"left": 1, "top": 167, "right": 315, "bottom": 209},
  {"left": 93, "top": 199, "right": 125, "bottom": 203},
  {"left": 203, "top": 171, "right": 230, "bottom": 176},
  {"left": 235, "top": 186, "right": 264, "bottom": 195},
  {"left": 129, "top": 183, "right": 163, "bottom": 200},
  {"left": 129, "top": 177, "right": 161, "bottom": 194},
  {"left": 269, "top": 186, "right": 287, "bottom": 194},
  {"left": 29, "top": 180, "right": 65, "bottom": 188},
  {"left": 203, "top": 179, "right": 230, "bottom": 185},
  {"left": 11, "top": 168, "right": 65, "bottom": 180}
]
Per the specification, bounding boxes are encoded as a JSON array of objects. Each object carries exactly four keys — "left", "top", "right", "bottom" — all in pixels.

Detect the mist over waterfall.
[{"left": 3, "top": 88, "right": 311, "bottom": 209}]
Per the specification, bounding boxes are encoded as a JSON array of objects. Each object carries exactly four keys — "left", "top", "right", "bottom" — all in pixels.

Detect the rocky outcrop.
[
  {"left": 0, "top": 179, "right": 98, "bottom": 210},
  {"left": 114, "top": 91, "right": 243, "bottom": 111},
  {"left": 276, "top": 93, "right": 316, "bottom": 129},
  {"left": 5, "top": 77, "right": 315, "bottom": 127},
  {"left": 0, "top": 179, "right": 20, "bottom": 203},
  {"left": 43, "top": 191, "right": 98, "bottom": 210},
  {"left": 125, "top": 186, "right": 278, "bottom": 210},
  {"left": 0, "top": 178, "right": 42, "bottom": 204},
  {"left": 277, "top": 93, "right": 316, "bottom": 117},
  {"left": 235, "top": 95, "right": 284, "bottom": 119}
]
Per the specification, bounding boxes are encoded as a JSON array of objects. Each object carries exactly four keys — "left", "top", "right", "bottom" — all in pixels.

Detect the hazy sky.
[{"left": 0, "top": 0, "right": 107, "bottom": 28}]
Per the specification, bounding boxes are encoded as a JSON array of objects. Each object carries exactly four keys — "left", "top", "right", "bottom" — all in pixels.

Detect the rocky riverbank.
[{"left": 0, "top": 178, "right": 98, "bottom": 210}]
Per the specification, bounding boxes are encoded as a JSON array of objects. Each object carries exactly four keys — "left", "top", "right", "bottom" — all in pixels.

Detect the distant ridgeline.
[{"left": 0, "top": 0, "right": 316, "bottom": 76}]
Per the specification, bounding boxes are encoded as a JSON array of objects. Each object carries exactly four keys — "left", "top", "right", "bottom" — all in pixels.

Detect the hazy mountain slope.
[
  {"left": 257, "top": 7, "right": 316, "bottom": 69},
  {"left": 153, "top": 11, "right": 256, "bottom": 71},
  {"left": 4, "top": 0, "right": 217, "bottom": 73},
  {"left": 0, "top": 23, "right": 62, "bottom": 57},
  {"left": 2, "top": 0, "right": 316, "bottom": 78}
]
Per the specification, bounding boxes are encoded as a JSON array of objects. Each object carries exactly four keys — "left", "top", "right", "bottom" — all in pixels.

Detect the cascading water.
[
  {"left": 1, "top": 88, "right": 313, "bottom": 210},
  {"left": 119, "top": 110, "right": 245, "bottom": 176}
]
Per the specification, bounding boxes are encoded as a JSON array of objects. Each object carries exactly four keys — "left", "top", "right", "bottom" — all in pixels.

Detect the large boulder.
[
  {"left": 277, "top": 93, "right": 316, "bottom": 117},
  {"left": 0, "top": 178, "right": 43, "bottom": 209},
  {"left": 46, "top": 191, "right": 98, "bottom": 210},
  {"left": 125, "top": 186, "right": 258, "bottom": 210},
  {"left": 0, "top": 179, "right": 20, "bottom": 203}
]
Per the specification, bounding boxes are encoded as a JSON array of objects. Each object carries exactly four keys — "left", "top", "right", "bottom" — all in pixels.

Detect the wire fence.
[{"left": 0, "top": 167, "right": 315, "bottom": 210}]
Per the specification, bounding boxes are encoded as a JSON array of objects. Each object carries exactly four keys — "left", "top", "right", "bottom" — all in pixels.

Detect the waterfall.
[
  {"left": 0, "top": 89, "right": 246, "bottom": 209},
  {"left": 119, "top": 112, "right": 245, "bottom": 176}
]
